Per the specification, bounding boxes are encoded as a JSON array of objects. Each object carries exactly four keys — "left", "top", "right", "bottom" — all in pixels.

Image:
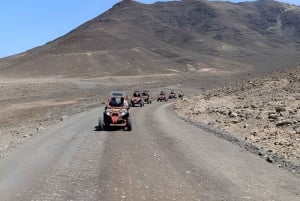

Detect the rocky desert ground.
[
  {"left": 173, "top": 65, "right": 300, "bottom": 174},
  {"left": 0, "top": 79, "right": 103, "bottom": 158}
]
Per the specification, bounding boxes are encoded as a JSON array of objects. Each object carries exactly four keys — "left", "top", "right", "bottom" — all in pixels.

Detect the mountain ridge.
[{"left": 0, "top": 0, "right": 300, "bottom": 78}]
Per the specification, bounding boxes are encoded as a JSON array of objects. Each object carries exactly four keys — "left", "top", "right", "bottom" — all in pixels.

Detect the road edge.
[{"left": 168, "top": 105, "right": 300, "bottom": 177}]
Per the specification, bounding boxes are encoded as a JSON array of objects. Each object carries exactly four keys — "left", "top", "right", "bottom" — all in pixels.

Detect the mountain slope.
[{"left": 0, "top": 0, "right": 300, "bottom": 78}]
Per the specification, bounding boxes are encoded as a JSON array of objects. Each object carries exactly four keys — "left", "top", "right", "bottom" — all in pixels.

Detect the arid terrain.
[
  {"left": 0, "top": 79, "right": 97, "bottom": 157},
  {"left": 173, "top": 65, "right": 300, "bottom": 174},
  {"left": 1, "top": 69, "right": 300, "bottom": 201}
]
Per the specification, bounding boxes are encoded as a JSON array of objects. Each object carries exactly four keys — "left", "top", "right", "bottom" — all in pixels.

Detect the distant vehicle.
[
  {"left": 142, "top": 90, "right": 152, "bottom": 104},
  {"left": 157, "top": 91, "right": 168, "bottom": 102},
  {"left": 178, "top": 90, "right": 184, "bottom": 99},
  {"left": 97, "top": 91, "right": 132, "bottom": 131},
  {"left": 168, "top": 90, "right": 177, "bottom": 99},
  {"left": 130, "top": 90, "right": 144, "bottom": 107}
]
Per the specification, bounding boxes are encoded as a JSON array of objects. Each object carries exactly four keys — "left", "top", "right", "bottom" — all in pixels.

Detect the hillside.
[
  {"left": 173, "top": 65, "right": 300, "bottom": 173},
  {"left": 0, "top": 0, "right": 300, "bottom": 78}
]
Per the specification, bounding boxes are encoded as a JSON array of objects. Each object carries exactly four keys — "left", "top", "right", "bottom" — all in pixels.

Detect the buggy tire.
[
  {"left": 103, "top": 124, "right": 110, "bottom": 131},
  {"left": 97, "top": 119, "right": 104, "bottom": 131},
  {"left": 127, "top": 118, "right": 132, "bottom": 131}
]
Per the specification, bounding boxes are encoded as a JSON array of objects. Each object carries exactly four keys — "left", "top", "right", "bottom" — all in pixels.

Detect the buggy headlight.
[
  {"left": 120, "top": 109, "right": 127, "bottom": 116},
  {"left": 105, "top": 109, "right": 111, "bottom": 115}
]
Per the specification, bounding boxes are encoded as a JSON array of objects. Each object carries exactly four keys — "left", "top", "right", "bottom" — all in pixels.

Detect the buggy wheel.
[
  {"left": 97, "top": 119, "right": 104, "bottom": 131},
  {"left": 103, "top": 124, "right": 110, "bottom": 131},
  {"left": 127, "top": 118, "right": 132, "bottom": 131}
]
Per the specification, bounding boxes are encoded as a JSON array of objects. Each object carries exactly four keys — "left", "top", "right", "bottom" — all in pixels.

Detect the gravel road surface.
[{"left": 0, "top": 103, "right": 299, "bottom": 201}]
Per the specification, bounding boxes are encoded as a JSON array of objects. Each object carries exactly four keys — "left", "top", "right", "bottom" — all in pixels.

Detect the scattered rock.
[
  {"left": 276, "top": 120, "right": 292, "bottom": 127},
  {"left": 228, "top": 111, "right": 238, "bottom": 118},
  {"left": 232, "top": 120, "right": 240, "bottom": 124},
  {"left": 251, "top": 131, "right": 258, "bottom": 136},
  {"left": 275, "top": 106, "right": 287, "bottom": 113},
  {"left": 251, "top": 104, "right": 258, "bottom": 109},
  {"left": 60, "top": 115, "right": 68, "bottom": 121},
  {"left": 258, "top": 149, "right": 266, "bottom": 156},
  {"left": 255, "top": 115, "right": 262, "bottom": 119},
  {"left": 265, "top": 155, "right": 274, "bottom": 163},
  {"left": 268, "top": 113, "right": 279, "bottom": 120}
]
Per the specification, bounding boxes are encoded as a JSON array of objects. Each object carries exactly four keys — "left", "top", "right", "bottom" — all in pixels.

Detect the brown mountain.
[{"left": 0, "top": 0, "right": 300, "bottom": 78}]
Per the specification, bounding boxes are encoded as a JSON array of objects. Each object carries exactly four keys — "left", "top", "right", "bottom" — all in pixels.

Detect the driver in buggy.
[
  {"left": 133, "top": 92, "right": 140, "bottom": 97},
  {"left": 109, "top": 97, "right": 118, "bottom": 107},
  {"left": 108, "top": 97, "right": 128, "bottom": 108},
  {"left": 142, "top": 91, "right": 148, "bottom": 96}
]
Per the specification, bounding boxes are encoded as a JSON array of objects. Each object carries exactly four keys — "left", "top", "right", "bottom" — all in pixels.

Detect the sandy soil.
[{"left": 173, "top": 66, "right": 300, "bottom": 172}]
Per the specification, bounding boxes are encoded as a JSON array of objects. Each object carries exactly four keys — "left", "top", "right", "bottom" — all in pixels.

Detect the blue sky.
[{"left": 0, "top": 0, "right": 299, "bottom": 58}]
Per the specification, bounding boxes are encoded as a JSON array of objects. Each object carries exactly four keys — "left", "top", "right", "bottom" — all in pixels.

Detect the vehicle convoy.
[
  {"left": 97, "top": 91, "right": 132, "bottom": 131},
  {"left": 142, "top": 90, "right": 152, "bottom": 104},
  {"left": 157, "top": 91, "right": 168, "bottom": 102},
  {"left": 130, "top": 90, "right": 144, "bottom": 107},
  {"left": 168, "top": 90, "right": 177, "bottom": 99}
]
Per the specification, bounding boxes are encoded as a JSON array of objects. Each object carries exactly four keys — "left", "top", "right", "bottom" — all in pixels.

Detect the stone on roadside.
[
  {"left": 268, "top": 113, "right": 279, "bottom": 120},
  {"left": 228, "top": 111, "right": 238, "bottom": 118},
  {"left": 275, "top": 106, "right": 287, "bottom": 113},
  {"left": 265, "top": 155, "right": 274, "bottom": 163},
  {"left": 251, "top": 104, "right": 258, "bottom": 109},
  {"left": 60, "top": 115, "right": 68, "bottom": 121},
  {"left": 232, "top": 119, "right": 240, "bottom": 124},
  {"left": 258, "top": 149, "right": 267, "bottom": 156},
  {"left": 276, "top": 120, "right": 292, "bottom": 127}
]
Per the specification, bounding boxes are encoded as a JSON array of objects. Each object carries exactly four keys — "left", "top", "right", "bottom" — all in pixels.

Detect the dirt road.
[{"left": 0, "top": 102, "right": 299, "bottom": 201}]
